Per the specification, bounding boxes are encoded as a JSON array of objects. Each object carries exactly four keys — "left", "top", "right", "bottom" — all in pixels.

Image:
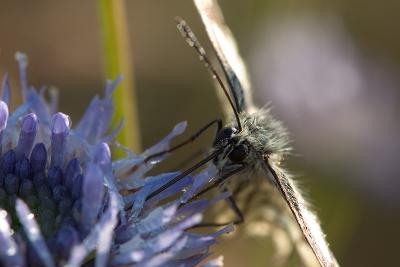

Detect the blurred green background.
[{"left": 1, "top": 0, "right": 399, "bottom": 266}]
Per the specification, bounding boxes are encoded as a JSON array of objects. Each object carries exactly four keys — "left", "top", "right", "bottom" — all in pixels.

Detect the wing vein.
[{"left": 263, "top": 158, "right": 339, "bottom": 267}]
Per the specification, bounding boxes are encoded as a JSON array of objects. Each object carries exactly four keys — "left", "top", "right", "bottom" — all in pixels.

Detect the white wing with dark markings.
[
  {"left": 194, "top": 0, "right": 255, "bottom": 113},
  {"left": 194, "top": 0, "right": 340, "bottom": 266},
  {"left": 262, "top": 158, "right": 339, "bottom": 267}
]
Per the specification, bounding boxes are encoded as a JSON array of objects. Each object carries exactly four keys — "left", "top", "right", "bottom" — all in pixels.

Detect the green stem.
[{"left": 97, "top": 0, "right": 141, "bottom": 156}]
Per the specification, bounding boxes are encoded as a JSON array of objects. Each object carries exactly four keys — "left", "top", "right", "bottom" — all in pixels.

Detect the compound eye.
[
  {"left": 228, "top": 144, "right": 248, "bottom": 163},
  {"left": 220, "top": 127, "right": 233, "bottom": 138},
  {"left": 214, "top": 127, "right": 234, "bottom": 144}
]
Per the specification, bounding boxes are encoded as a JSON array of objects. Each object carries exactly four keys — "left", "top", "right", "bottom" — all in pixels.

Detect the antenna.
[{"left": 176, "top": 17, "right": 242, "bottom": 132}]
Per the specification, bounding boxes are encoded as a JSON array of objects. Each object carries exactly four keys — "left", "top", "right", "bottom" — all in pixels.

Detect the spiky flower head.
[{"left": 0, "top": 53, "right": 230, "bottom": 267}]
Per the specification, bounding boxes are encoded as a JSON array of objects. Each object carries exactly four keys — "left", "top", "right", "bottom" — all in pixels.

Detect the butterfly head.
[{"left": 213, "top": 126, "right": 250, "bottom": 171}]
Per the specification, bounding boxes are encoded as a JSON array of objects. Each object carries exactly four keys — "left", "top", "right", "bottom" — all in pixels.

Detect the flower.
[{"left": 0, "top": 53, "right": 231, "bottom": 267}]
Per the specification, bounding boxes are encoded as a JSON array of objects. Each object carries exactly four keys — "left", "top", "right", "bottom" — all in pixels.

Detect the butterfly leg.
[
  {"left": 144, "top": 119, "right": 222, "bottom": 162},
  {"left": 225, "top": 194, "right": 244, "bottom": 225},
  {"left": 192, "top": 188, "right": 260, "bottom": 228},
  {"left": 190, "top": 195, "right": 244, "bottom": 228},
  {"left": 184, "top": 166, "right": 246, "bottom": 228}
]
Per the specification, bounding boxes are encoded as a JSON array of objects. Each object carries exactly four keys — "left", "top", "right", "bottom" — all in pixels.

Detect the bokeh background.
[{"left": 1, "top": 0, "right": 399, "bottom": 266}]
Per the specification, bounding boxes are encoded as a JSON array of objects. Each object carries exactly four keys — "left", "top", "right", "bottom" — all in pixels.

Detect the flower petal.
[
  {"left": 95, "top": 143, "right": 126, "bottom": 223},
  {"left": 16, "top": 113, "right": 38, "bottom": 159},
  {"left": 123, "top": 172, "right": 180, "bottom": 218},
  {"left": 30, "top": 143, "right": 47, "bottom": 174},
  {"left": 0, "top": 209, "right": 24, "bottom": 267},
  {"left": 0, "top": 75, "right": 10, "bottom": 105},
  {"left": 16, "top": 199, "right": 55, "bottom": 267},
  {"left": 104, "top": 75, "right": 123, "bottom": 97},
  {"left": 66, "top": 193, "right": 118, "bottom": 267},
  {"left": 202, "top": 256, "right": 224, "bottom": 267},
  {"left": 176, "top": 225, "right": 233, "bottom": 260},
  {"left": 95, "top": 194, "right": 119, "bottom": 267},
  {"left": 0, "top": 101, "right": 9, "bottom": 132},
  {"left": 0, "top": 101, "right": 9, "bottom": 154},
  {"left": 114, "top": 122, "right": 188, "bottom": 191},
  {"left": 80, "top": 163, "right": 105, "bottom": 235},
  {"left": 143, "top": 121, "right": 187, "bottom": 158},
  {"left": 180, "top": 164, "right": 217, "bottom": 203},
  {"left": 15, "top": 52, "right": 29, "bottom": 99},
  {"left": 50, "top": 112, "right": 70, "bottom": 167},
  {"left": 75, "top": 77, "right": 118, "bottom": 143}
]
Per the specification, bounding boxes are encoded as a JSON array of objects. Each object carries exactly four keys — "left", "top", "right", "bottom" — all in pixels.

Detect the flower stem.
[{"left": 97, "top": 0, "right": 141, "bottom": 156}]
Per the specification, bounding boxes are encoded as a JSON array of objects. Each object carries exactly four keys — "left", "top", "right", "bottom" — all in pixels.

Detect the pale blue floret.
[
  {"left": 16, "top": 199, "right": 56, "bottom": 267},
  {"left": 0, "top": 209, "right": 24, "bottom": 266},
  {"left": 0, "top": 53, "right": 230, "bottom": 267}
]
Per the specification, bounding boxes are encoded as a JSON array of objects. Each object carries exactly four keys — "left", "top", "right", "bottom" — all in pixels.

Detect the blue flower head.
[{"left": 0, "top": 53, "right": 231, "bottom": 267}]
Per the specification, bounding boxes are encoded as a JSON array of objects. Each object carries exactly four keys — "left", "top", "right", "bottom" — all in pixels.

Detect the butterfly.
[{"left": 145, "top": 0, "right": 340, "bottom": 266}]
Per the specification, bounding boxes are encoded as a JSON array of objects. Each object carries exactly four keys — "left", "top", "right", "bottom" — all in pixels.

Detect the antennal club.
[{"left": 176, "top": 17, "right": 242, "bottom": 132}]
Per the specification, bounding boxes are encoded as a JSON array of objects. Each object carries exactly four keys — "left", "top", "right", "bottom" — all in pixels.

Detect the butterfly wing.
[
  {"left": 194, "top": 0, "right": 255, "bottom": 114},
  {"left": 194, "top": 1, "right": 339, "bottom": 265},
  {"left": 227, "top": 177, "right": 319, "bottom": 266},
  {"left": 261, "top": 157, "right": 340, "bottom": 267}
]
